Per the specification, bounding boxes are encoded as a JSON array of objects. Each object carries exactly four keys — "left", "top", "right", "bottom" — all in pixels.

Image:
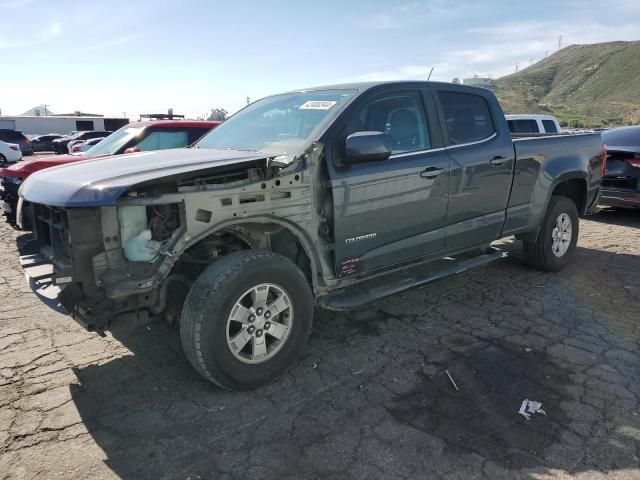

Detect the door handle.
[
  {"left": 490, "top": 156, "right": 508, "bottom": 167},
  {"left": 420, "top": 167, "right": 444, "bottom": 179}
]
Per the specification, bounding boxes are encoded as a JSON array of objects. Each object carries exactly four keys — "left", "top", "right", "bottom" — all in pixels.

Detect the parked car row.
[
  {"left": 0, "top": 140, "right": 23, "bottom": 164},
  {"left": 0, "top": 120, "right": 220, "bottom": 223},
  {"left": 5, "top": 81, "right": 606, "bottom": 390},
  {"left": 70, "top": 136, "right": 105, "bottom": 154},
  {"left": 29, "top": 133, "right": 65, "bottom": 152},
  {"left": 52, "top": 130, "right": 113, "bottom": 154},
  {"left": 0, "top": 129, "right": 33, "bottom": 156}
]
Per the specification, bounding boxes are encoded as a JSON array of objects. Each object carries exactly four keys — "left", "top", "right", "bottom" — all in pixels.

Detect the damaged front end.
[
  {"left": 20, "top": 147, "right": 320, "bottom": 333},
  {"left": 22, "top": 201, "right": 187, "bottom": 332}
]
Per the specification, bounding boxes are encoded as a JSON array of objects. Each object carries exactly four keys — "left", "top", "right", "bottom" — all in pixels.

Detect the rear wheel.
[
  {"left": 0, "top": 154, "right": 6, "bottom": 165},
  {"left": 180, "top": 250, "right": 313, "bottom": 390},
  {"left": 523, "top": 195, "right": 579, "bottom": 272}
]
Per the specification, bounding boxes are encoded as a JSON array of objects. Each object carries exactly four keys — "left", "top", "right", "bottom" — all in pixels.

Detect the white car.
[
  {"left": 506, "top": 114, "right": 562, "bottom": 135},
  {"left": 70, "top": 137, "right": 105, "bottom": 155},
  {"left": 0, "top": 140, "right": 23, "bottom": 164}
]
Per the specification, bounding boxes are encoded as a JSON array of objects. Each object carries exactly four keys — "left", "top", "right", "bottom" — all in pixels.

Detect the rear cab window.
[
  {"left": 507, "top": 119, "right": 540, "bottom": 134},
  {"left": 438, "top": 92, "right": 496, "bottom": 144}
]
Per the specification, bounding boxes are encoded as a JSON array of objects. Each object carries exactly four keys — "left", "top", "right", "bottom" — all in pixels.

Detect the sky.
[{"left": 0, "top": 0, "right": 638, "bottom": 119}]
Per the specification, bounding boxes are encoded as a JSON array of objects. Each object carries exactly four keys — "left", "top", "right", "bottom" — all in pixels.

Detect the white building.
[{"left": 0, "top": 115, "right": 129, "bottom": 136}]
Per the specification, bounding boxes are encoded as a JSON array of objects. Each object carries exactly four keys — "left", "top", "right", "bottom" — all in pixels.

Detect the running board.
[{"left": 318, "top": 248, "right": 504, "bottom": 311}]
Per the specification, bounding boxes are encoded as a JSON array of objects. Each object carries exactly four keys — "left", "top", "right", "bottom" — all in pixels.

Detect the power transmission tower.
[{"left": 42, "top": 104, "right": 50, "bottom": 116}]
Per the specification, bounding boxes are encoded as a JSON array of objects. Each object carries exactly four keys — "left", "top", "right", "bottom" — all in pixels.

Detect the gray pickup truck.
[{"left": 18, "top": 81, "right": 603, "bottom": 389}]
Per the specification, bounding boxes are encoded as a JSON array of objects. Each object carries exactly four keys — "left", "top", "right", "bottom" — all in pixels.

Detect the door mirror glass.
[{"left": 344, "top": 131, "right": 392, "bottom": 164}]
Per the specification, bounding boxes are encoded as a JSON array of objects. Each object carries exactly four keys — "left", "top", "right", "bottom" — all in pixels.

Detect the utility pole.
[
  {"left": 515, "top": 62, "right": 519, "bottom": 73},
  {"left": 558, "top": 35, "right": 562, "bottom": 50},
  {"left": 246, "top": 96, "right": 251, "bottom": 105},
  {"left": 42, "top": 104, "right": 50, "bottom": 116}
]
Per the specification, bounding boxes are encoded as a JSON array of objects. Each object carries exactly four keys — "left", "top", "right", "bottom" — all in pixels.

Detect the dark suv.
[
  {"left": 52, "top": 131, "right": 112, "bottom": 154},
  {"left": 0, "top": 130, "right": 33, "bottom": 156}
]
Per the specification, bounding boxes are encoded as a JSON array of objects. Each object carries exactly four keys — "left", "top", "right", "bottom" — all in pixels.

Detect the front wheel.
[
  {"left": 523, "top": 195, "right": 579, "bottom": 272},
  {"left": 180, "top": 250, "right": 313, "bottom": 390}
]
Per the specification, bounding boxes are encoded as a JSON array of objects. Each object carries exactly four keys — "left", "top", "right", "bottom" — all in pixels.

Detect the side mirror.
[
  {"left": 123, "top": 147, "right": 140, "bottom": 154},
  {"left": 344, "top": 131, "right": 392, "bottom": 164}
]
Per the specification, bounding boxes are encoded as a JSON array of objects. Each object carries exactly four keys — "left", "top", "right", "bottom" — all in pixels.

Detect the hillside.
[{"left": 491, "top": 40, "right": 640, "bottom": 127}]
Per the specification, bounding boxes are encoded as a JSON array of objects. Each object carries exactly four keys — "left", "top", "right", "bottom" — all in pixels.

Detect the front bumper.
[{"left": 599, "top": 187, "right": 640, "bottom": 208}]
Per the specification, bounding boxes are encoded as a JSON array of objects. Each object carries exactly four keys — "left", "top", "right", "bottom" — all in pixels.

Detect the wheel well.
[
  {"left": 183, "top": 224, "right": 313, "bottom": 285},
  {"left": 552, "top": 178, "right": 586, "bottom": 214}
]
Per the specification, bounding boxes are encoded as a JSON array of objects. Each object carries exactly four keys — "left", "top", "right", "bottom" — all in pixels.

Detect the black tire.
[
  {"left": 180, "top": 250, "right": 313, "bottom": 390},
  {"left": 523, "top": 195, "right": 579, "bottom": 272},
  {"left": 0, "top": 154, "right": 6, "bottom": 165}
]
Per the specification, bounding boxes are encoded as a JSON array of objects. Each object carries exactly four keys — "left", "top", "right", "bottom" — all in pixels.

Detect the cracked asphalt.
[{"left": 1, "top": 208, "right": 640, "bottom": 479}]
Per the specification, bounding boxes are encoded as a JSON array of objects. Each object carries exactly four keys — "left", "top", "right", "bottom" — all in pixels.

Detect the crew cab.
[
  {"left": 18, "top": 82, "right": 603, "bottom": 390},
  {"left": 0, "top": 120, "right": 220, "bottom": 223}
]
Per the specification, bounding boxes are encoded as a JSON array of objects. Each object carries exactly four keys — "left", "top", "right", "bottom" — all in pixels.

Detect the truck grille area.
[
  {"left": 28, "top": 204, "right": 104, "bottom": 295},
  {"left": 31, "top": 203, "right": 72, "bottom": 272}
]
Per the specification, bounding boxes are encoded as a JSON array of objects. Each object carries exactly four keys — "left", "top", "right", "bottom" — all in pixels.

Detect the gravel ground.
[{"left": 0, "top": 209, "right": 639, "bottom": 480}]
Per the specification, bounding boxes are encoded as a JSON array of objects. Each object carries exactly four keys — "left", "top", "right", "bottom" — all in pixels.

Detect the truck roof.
[{"left": 282, "top": 81, "right": 492, "bottom": 95}]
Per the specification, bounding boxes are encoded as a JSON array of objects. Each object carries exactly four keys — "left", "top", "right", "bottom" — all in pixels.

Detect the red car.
[{"left": 0, "top": 120, "right": 220, "bottom": 223}]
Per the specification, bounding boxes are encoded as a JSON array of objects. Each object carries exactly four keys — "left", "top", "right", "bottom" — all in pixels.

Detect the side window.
[
  {"left": 135, "top": 130, "right": 190, "bottom": 151},
  {"left": 438, "top": 91, "right": 495, "bottom": 145},
  {"left": 542, "top": 120, "right": 558, "bottom": 133},
  {"left": 508, "top": 119, "right": 539, "bottom": 134},
  {"left": 343, "top": 91, "right": 430, "bottom": 155}
]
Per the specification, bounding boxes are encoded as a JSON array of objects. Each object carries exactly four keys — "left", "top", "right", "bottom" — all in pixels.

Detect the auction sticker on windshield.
[{"left": 299, "top": 100, "right": 337, "bottom": 110}]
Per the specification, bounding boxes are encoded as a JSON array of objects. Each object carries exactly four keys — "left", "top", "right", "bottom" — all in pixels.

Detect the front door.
[{"left": 328, "top": 88, "right": 450, "bottom": 278}]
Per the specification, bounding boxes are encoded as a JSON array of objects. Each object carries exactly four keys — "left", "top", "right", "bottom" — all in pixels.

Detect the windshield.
[
  {"left": 196, "top": 89, "right": 356, "bottom": 156},
  {"left": 84, "top": 126, "right": 142, "bottom": 156}
]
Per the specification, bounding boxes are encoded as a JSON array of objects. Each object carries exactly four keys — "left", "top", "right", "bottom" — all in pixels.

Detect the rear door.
[
  {"left": 434, "top": 87, "right": 515, "bottom": 249},
  {"left": 328, "top": 85, "right": 450, "bottom": 277}
]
